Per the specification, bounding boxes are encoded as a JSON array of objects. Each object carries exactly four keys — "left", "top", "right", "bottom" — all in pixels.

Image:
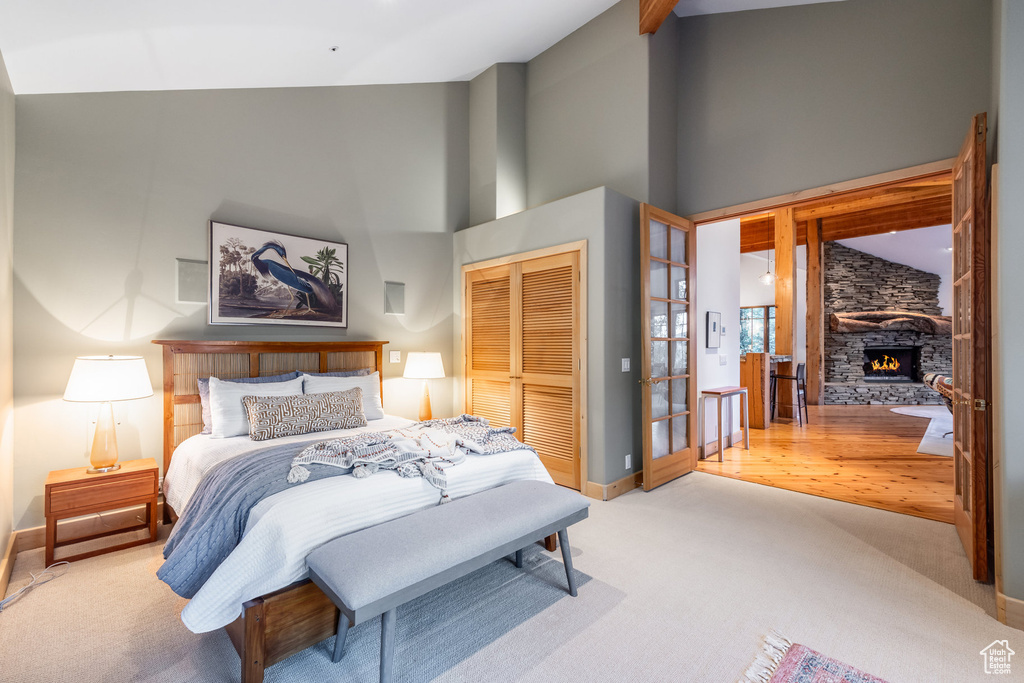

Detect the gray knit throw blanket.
[{"left": 288, "top": 415, "right": 533, "bottom": 502}]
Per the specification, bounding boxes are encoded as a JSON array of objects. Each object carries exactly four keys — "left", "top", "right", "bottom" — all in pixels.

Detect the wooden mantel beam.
[{"left": 640, "top": 0, "right": 677, "bottom": 34}]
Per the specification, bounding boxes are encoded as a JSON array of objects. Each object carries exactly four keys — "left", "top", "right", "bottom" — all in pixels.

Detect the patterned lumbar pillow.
[{"left": 242, "top": 387, "right": 367, "bottom": 441}]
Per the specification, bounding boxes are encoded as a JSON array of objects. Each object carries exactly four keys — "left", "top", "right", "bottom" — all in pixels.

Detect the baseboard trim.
[
  {"left": 996, "top": 590, "right": 1024, "bottom": 631},
  {"left": 14, "top": 501, "right": 165, "bottom": 554},
  {"left": 15, "top": 526, "right": 44, "bottom": 552},
  {"left": 584, "top": 472, "right": 643, "bottom": 501},
  {"left": 701, "top": 429, "right": 746, "bottom": 458},
  {"left": 0, "top": 532, "right": 17, "bottom": 598}
]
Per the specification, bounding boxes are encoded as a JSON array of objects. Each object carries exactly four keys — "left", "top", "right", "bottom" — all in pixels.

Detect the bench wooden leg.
[
  {"left": 514, "top": 549, "right": 524, "bottom": 568},
  {"left": 557, "top": 528, "right": 577, "bottom": 597},
  {"left": 380, "top": 608, "right": 397, "bottom": 683},
  {"left": 332, "top": 612, "right": 350, "bottom": 663}
]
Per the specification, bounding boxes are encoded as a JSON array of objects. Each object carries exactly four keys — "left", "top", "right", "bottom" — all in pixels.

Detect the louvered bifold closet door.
[
  {"left": 519, "top": 253, "right": 580, "bottom": 489},
  {"left": 466, "top": 266, "right": 514, "bottom": 429}
]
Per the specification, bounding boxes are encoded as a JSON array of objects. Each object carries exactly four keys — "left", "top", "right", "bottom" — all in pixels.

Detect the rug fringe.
[{"left": 739, "top": 630, "right": 793, "bottom": 683}]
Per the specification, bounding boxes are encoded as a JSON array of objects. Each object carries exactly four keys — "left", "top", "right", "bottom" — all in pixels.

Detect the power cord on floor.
[{"left": 0, "top": 561, "right": 70, "bottom": 613}]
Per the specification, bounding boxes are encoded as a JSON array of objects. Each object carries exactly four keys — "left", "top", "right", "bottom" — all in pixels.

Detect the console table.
[{"left": 699, "top": 386, "right": 750, "bottom": 461}]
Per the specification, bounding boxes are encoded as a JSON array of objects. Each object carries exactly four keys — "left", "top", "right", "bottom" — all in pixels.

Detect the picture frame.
[
  {"left": 209, "top": 221, "right": 348, "bottom": 328},
  {"left": 706, "top": 311, "right": 722, "bottom": 349}
]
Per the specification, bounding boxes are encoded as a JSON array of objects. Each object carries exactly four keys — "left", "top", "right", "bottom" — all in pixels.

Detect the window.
[{"left": 740, "top": 306, "right": 775, "bottom": 355}]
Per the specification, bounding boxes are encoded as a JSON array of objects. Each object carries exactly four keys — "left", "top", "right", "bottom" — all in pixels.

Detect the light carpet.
[{"left": 1, "top": 473, "right": 1017, "bottom": 682}]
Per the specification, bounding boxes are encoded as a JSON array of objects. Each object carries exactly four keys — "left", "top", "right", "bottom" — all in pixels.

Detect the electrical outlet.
[
  {"left": 625, "top": 454, "right": 631, "bottom": 470},
  {"left": 390, "top": 351, "right": 401, "bottom": 363},
  {"left": 621, "top": 358, "right": 630, "bottom": 372},
  {"left": 719, "top": 354, "right": 728, "bottom": 366}
]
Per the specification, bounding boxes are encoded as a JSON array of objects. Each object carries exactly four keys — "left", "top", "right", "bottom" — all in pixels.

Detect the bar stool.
[{"left": 771, "top": 362, "right": 808, "bottom": 426}]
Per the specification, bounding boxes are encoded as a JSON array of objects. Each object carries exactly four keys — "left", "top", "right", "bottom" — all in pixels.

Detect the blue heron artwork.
[{"left": 209, "top": 221, "right": 348, "bottom": 328}]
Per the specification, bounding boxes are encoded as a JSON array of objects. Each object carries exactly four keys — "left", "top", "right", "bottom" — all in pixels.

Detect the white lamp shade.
[
  {"left": 63, "top": 355, "right": 154, "bottom": 403},
  {"left": 403, "top": 352, "right": 445, "bottom": 380}
]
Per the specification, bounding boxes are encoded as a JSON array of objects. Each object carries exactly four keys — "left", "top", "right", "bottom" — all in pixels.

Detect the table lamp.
[
  {"left": 63, "top": 355, "right": 153, "bottom": 473},
  {"left": 403, "top": 352, "right": 445, "bottom": 421}
]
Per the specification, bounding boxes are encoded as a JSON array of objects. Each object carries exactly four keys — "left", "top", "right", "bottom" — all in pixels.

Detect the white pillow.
[
  {"left": 208, "top": 375, "right": 304, "bottom": 438},
  {"left": 302, "top": 372, "right": 384, "bottom": 420}
]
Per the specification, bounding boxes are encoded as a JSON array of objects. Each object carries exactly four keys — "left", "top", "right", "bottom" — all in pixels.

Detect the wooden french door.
[
  {"left": 640, "top": 204, "right": 698, "bottom": 491},
  {"left": 464, "top": 245, "right": 584, "bottom": 489},
  {"left": 952, "top": 113, "right": 991, "bottom": 581}
]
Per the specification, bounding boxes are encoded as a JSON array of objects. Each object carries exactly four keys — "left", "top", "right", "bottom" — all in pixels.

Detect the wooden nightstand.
[{"left": 44, "top": 457, "right": 159, "bottom": 566}]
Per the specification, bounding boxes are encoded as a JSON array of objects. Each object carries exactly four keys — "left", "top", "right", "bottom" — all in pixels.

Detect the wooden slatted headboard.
[{"left": 152, "top": 340, "right": 387, "bottom": 481}]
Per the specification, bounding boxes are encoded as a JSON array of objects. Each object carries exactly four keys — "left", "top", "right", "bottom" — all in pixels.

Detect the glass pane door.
[{"left": 641, "top": 204, "right": 697, "bottom": 491}]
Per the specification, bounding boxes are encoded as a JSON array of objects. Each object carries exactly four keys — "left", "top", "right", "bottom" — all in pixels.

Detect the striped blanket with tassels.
[{"left": 288, "top": 415, "right": 534, "bottom": 503}]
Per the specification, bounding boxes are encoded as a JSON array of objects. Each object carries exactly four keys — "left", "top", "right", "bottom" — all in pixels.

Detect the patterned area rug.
[{"left": 742, "top": 632, "right": 890, "bottom": 683}]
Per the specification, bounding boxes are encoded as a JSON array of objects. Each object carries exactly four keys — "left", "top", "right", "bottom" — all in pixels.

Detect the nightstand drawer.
[{"left": 48, "top": 473, "right": 156, "bottom": 513}]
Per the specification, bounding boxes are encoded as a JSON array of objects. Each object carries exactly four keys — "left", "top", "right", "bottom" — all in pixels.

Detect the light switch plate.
[
  {"left": 621, "top": 358, "right": 630, "bottom": 372},
  {"left": 625, "top": 454, "right": 631, "bottom": 469},
  {"left": 721, "top": 325, "right": 727, "bottom": 335},
  {"left": 719, "top": 354, "right": 728, "bottom": 366},
  {"left": 390, "top": 351, "right": 401, "bottom": 363}
]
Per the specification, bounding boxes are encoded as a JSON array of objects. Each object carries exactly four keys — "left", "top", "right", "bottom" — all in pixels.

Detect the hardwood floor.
[{"left": 695, "top": 405, "right": 954, "bottom": 523}]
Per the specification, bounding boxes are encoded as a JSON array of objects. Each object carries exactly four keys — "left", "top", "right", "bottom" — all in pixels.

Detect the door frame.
[
  {"left": 686, "top": 155, "right": 995, "bottom": 582},
  {"left": 687, "top": 158, "right": 956, "bottom": 226},
  {"left": 460, "top": 240, "right": 588, "bottom": 491}
]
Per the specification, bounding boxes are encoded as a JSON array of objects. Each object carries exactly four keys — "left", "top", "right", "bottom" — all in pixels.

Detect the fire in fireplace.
[{"left": 863, "top": 346, "right": 917, "bottom": 382}]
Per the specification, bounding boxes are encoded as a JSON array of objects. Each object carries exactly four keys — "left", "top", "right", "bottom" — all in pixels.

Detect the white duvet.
[{"left": 162, "top": 416, "right": 554, "bottom": 633}]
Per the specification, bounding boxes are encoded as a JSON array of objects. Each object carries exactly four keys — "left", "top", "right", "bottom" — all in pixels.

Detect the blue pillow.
[
  {"left": 197, "top": 371, "right": 301, "bottom": 435},
  {"left": 303, "top": 369, "right": 374, "bottom": 378}
]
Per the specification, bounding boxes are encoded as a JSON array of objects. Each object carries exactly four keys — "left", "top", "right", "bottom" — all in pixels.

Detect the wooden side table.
[
  {"left": 44, "top": 457, "right": 159, "bottom": 566},
  {"left": 699, "top": 386, "right": 750, "bottom": 462}
]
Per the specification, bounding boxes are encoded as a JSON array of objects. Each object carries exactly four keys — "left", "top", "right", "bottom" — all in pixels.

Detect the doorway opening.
[{"left": 688, "top": 162, "right": 961, "bottom": 525}]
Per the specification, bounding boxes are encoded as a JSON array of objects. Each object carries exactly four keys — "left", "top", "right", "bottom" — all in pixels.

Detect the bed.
[{"left": 153, "top": 339, "right": 555, "bottom": 683}]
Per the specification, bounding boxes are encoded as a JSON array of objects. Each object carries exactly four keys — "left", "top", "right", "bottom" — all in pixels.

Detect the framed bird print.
[{"left": 209, "top": 221, "right": 348, "bottom": 328}]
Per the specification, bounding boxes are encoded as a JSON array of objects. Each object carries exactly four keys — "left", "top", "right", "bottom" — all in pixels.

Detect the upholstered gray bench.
[{"left": 306, "top": 480, "right": 590, "bottom": 682}]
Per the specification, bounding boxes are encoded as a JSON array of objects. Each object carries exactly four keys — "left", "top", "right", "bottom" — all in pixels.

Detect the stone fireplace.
[{"left": 823, "top": 243, "right": 952, "bottom": 404}]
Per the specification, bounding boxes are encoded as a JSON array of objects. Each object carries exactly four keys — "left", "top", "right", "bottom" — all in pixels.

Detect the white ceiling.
[
  {"left": 673, "top": 0, "right": 845, "bottom": 18},
  {"left": 0, "top": 0, "right": 621, "bottom": 94},
  {"left": 0, "top": 0, "right": 848, "bottom": 95},
  {"left": 837, "top": 225, "right": 953, "bottom": 279}
]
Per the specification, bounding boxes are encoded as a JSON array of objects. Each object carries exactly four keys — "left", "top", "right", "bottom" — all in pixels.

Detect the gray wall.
[
  {"left": 994, "top": 0, "right": 1024, "bottom": 604},
  {"left": 526, "top": 0, "right": 650, "bottom": 208},
  {"left": 647, "top": 12, "right": 681, "bottom": 212},
  {"left": 12, "top": 83, "right": 468, "bottom": 529},
  {"left": 453, "top": 187, "right": 641, "bottom": 487},
  {"left": 676, "top": 0, "right": 993, "bottom": 215},
  {"left": 469, "top": 65, "right": 499, "bottom": 225},
  {"left": 469, "top": 64, "right": 527, "bottom": 226},
  {"left": 0, "top": 48, "right": 13, "bottom": 557}
]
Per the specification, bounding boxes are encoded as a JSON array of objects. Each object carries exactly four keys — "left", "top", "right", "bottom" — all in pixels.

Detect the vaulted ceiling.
[{"left": 1, "top": 0, "right": 846, "bottom": 95}]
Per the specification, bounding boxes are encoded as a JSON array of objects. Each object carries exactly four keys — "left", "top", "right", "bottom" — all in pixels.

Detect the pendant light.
[{"left": 759, "top": 247, "right": 775, "bottom": 285}]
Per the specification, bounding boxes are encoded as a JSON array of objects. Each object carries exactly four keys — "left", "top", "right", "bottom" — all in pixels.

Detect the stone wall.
[{"left": 823, "top": 242, "right": 952, "bottom": 404}]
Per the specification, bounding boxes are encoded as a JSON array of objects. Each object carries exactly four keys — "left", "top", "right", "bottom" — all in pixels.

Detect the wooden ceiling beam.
[
  {"left": 739, "top": 196, "right": 952, "bottom": 253},
  {"left": 794, "top": 184, "right": 951, "bottom": 221},
  {"left": 820, "top": 196, "right": 952, "bottom": 241},
  {"left": 640, "top": 0, "right": 677, "bottom": 34}
]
